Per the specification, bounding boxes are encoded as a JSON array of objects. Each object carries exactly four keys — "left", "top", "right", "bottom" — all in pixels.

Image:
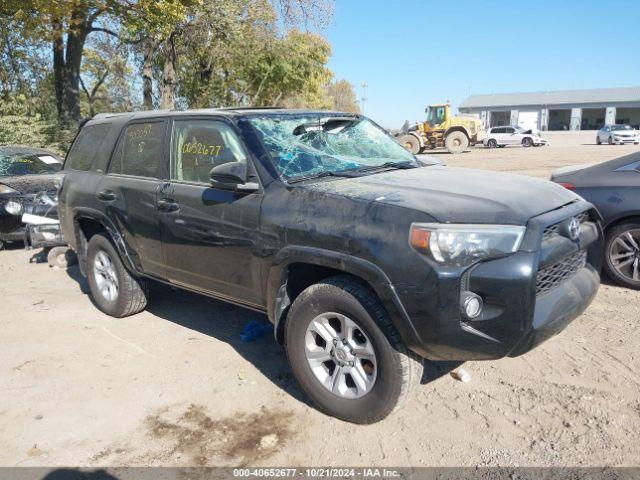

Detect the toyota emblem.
[{"left": 568, "top": 217, "right": 580, "bottom": 241}]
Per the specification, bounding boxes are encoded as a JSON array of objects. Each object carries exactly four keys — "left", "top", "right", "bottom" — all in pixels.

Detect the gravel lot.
[{"left": 1, "top": 131, "right": 639, "bottom": 467}]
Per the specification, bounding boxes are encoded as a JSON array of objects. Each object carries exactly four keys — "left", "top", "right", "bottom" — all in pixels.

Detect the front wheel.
[
  {"left": 398, "top": 135, "right": 421, "bottom": 155},
  {"left": 604, "top": 222, "right": 640, "bottom": 290},
  {"left": 596, "top": 136, "right": 602, "bottom": 145},
  {"left": 86, "top": 233, "right": 149, "bottom": 317},
  {"left": 608, "top": 136, "right": 614, "bottom": 145},
  {"left": 285, "top": 276, "right": 423, "bottom": 424},
  {"left": 522, "top": 137, "right": 533, "bottom": 147}
]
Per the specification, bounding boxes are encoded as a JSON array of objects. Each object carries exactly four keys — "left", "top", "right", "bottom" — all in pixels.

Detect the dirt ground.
[{"left": 1, "top": 131, "right": 639, "bottom": 467}]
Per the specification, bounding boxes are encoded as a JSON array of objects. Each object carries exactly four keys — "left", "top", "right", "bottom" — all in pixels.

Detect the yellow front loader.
[{"left": 397, "top": 103, "right": 485, "bottom": 154}]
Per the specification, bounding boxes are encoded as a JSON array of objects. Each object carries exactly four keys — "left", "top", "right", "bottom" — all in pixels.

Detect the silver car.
[
  {"left": 596, "top": 124, "right": 640, "bottom": 145},
  {"left": 483, "top": 126, "right": 549, "bottom": 148}
]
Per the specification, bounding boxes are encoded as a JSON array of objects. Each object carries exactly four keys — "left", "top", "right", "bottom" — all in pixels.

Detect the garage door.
[{"left": 518, "top": 111, "right": 539, "bottom": 131}]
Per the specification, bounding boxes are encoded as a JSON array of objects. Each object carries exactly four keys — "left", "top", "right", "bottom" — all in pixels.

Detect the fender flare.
[
  {"left": 72, "top": 207, "right": 139, "bottom": 277},
  {"left": 266, "top": 246, "right": 423, "bottom": 349},
  {"left": 444, "top": 126, "right": 471, "bottom": 140}
]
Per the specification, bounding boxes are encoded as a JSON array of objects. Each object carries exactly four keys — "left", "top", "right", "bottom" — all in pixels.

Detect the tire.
[
  {"left": 522, "top": 137, "right": 533, "bottom": 147},
  {"left": 608, "top": 136, "right": 613, "bottom": 145},
  {"left": 284, "top": 275, "right": 423, "bottom": 424},
  {"left": 86, "top": 233, "right": 149, "bottom": 317},
  {"left": 47, "top": 246, "right": 77, "bottom": 269},
  {"left": 596, "top": 136, "right": 601, "bottom": 145},
  {"left": 398, "top": 134, "right": 421, "bottom": 155},
  {"left": 603, "top": 222, "right": 640, "bottom": 290},
  {"left": 445, "top": 131, "right": 469, "bottom": 154},
  {"left": 487, "top": 139, "right": 497, "bottom": 148}
]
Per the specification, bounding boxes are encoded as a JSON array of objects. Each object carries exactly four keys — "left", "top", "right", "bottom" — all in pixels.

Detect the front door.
[
  {"left": 158, "top": 117, "right": 264, "bottom": 307},
  {"left": 99, "top": 119, "right": 168, "bottom": 277}
]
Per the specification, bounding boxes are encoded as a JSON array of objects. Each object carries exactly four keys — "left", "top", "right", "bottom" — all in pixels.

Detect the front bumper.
[
  {"left": 613, "top": 137, "right": 639, "bottom": 144},
  {"left": 395, "top": 201, "right": 602, "bottom": 361},
  {"left": 0, "top": 194, "right": 58, "bottom": 242}
]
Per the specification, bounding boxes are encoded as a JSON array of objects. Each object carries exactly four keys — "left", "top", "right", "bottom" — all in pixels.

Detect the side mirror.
[{"left": 210, "top": 162, "right": 259, "bottom": 192}]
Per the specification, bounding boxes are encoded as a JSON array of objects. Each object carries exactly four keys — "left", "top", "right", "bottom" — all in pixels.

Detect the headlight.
[
  {"left": 0, "top": 184, "right": 18, "bottom": 195},
  {"left": 4, "top": 200, "right": 23, "bottom": 216},
  {"left": 410, "top": 223, "right": 526, "bottom": 267}
]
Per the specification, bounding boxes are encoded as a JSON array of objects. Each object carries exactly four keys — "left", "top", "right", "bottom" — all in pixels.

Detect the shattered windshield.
[
  {"left": 0, "top": 154, "right": 62, "bottom": 176},
  {"left": 248, "top": 115, "right": 417, "bottom": 181}
]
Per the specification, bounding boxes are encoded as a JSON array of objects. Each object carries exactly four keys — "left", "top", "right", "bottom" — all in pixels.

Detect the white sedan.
[
  {"left": 483, "top": 126, "right": 549, "bottom": 148},
  {"left": 596, "top": 125, "right": 640, "bottom": 145}
]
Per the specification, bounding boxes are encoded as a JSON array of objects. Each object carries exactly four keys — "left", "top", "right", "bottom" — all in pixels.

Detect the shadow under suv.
[{"left": 58, "top": 109, "right": 602, "bottom": 423}]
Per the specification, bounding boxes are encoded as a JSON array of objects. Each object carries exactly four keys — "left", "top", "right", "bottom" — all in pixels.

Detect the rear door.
[
  {"left": 157, "top": 117, "right": 264, "bottom": 307},
  {"left": 97, "top": 119, "right": 168, "bottom": 277}
]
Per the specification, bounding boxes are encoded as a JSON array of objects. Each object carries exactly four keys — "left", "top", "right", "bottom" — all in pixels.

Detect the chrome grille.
[
  {"left": 536, "top": 251, "right": 587, "bottom": 295},
  {"left": 542, "top": 211, "right": 590, "bottom": 241}
]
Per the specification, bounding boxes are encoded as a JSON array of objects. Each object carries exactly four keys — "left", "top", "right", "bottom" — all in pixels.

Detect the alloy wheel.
[
  {"left": 93, "top": 250, "right": 119, "bottom": 302},
  {"left": 304, "top": 312, "right": 377, "bottom": 399},
  {"left": 609, "top": 229, "right": 640, "bottom": 283}
]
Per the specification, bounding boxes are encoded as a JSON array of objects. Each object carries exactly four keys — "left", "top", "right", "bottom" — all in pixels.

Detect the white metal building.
[{"left": 459, "top": 87, "right": 640, "bottom": 131}]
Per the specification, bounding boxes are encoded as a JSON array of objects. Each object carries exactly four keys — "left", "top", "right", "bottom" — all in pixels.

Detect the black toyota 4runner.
[{"left": 59, "top": 109, "right": 602, "bottom": 423}]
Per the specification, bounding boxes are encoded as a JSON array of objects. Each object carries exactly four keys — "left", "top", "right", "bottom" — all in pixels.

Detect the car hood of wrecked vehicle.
[{"left": 303, "top": 166, "right": 580, "bottom": 225}]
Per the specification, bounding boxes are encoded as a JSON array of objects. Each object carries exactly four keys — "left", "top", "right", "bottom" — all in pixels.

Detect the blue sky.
[{"left": 326, "top": 0, "right": 640, "bottom": 128}]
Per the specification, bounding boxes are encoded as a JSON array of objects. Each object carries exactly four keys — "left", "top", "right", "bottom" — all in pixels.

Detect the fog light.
[
  {"left": 4, "top": 200, "right": 23, "bottom": 216},
  {"left": 461, "top": 291, "right": 483, "bottom": 319}
]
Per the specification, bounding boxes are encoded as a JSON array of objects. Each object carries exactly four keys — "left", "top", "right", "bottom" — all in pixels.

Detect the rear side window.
[
  {"left": 109, "top": 122, "right": 165, "bottom": 178},
  {"left": 65, "top": 124, "right": 110, "bottom": 171}
]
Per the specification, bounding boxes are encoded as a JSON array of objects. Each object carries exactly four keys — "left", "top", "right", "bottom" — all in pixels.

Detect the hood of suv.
[
  {"left": 0, "top": 173, "right": 62, "bottom": 195},
  {"left": 307, "top": 166, "right": 579, "bottom": 225}
]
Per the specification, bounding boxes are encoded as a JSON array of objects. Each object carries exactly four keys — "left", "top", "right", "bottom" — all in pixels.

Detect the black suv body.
[{"left": 59, "top": 109, "right": 602, "bottom": 423}]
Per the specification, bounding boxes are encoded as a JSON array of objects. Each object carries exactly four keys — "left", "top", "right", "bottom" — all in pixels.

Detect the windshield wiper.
[
  {"left": 355, "top": 161, "right": 417, "bottom": 173},
  {"left": 286, "top": 170, "right": 361, "bottom": 184}
]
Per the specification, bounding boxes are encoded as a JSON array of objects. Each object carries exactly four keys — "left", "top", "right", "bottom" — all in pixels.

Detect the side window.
[
  {"left": 505, "top": 127, "right": 514, "bottom": 134},
  {"left": 494, "top": 127, "right": 504, "bottom": 134},
  {"left": 65, "top": 124, "right": 110, "bottom": 171},
  {"left": 170, "top": 119, "right": 248, "bottom": 184},
  {"left": 109, "top": 122, "right": 165, "bottom": 178}
]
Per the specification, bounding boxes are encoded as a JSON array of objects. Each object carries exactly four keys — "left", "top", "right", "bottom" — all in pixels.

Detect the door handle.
[
  {"left": 157, "top": 198, "right": 180, "bottom": 212},
  {"left": 97, "top": 189, "right": 116, "bottom": 202}
]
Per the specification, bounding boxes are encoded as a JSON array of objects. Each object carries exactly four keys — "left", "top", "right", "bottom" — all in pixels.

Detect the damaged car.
[
  {"left": 483, "top": 126, "right": 549, "bottom": 148},
  {"left": 0, "top": 146, "right": 63, "bottom": 250},
  {"left": 59, "top": 109, "right": 601, "bottom": 423}
]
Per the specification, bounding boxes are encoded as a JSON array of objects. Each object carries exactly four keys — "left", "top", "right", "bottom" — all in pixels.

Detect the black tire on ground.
[
  {"left": 497, "top": 144, "right": 506, "bottom": 148},
  {"left": 596, "top": 136, "right": 601, "bottom": 145},
  {"left": 47, "top": 246, "right": 77, "bottom": 268},
  {"left": 0, "top": 240, "right": 4, "bottom": 251},
  {"left": 608, "top": 136, "right": 613, "bottom": 145},
  {"left": 487, "top": 139, "right": 497, "bottom": 148},
  {"left": 86, "top": 232, "right": 149, "bottom": 317},
  {"left": 445, "top": 131, "right": 469, "bottom": 154},
  {"left": 398, "top": 135, "right": 422, "bottom": 155},
  {"left": 522, "top": 137, "right": 533, "bottom": 147},
  {"left": 603, "top": 222, "right": 640, "bottom": 290},
  {"left": 284, "top": 275, "right": 423, "bottom": 424}
]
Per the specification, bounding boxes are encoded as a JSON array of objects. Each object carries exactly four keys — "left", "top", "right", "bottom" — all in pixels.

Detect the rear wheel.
[
  {"left": 445, "top": 131, "right": 469, "bottom": 154},
  {"left": 86, "top": 233, "right": 149, "bottom": 317},
  {"left": 604, "top": 222, "right": 640, "bottom": 290},
  {"left": 522, "top": 137, "right": 533, "bottom": 147},
  {"left": 487, "top": 139, "right": 497, "bottom": 148},
  {"left": 398, "top": 135, "right": 421, "bottom": 155},
  {"left": 285, "top": 276, "right": 423, "bottom": 424},
  {"left": 596, "top": 136, "right": 602, "bottom": 145}
]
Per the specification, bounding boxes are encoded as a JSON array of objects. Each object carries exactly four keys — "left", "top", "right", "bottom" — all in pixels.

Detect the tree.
[{"left": 325, "top": 79, "right": 360, "bottom": 113}]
